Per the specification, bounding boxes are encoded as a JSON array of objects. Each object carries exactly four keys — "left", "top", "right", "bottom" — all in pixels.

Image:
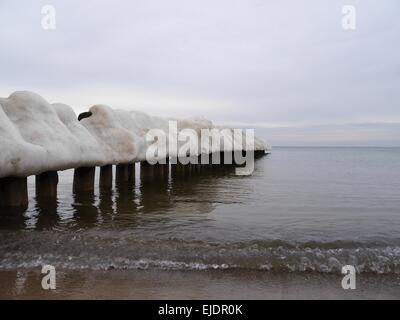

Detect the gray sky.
[{"left": 1, "top": 0, "right": 399, "bottom": 146}]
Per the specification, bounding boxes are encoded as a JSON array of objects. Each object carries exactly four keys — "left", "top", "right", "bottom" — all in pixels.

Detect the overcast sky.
[{"left": 1, "top": 0, "right": 399, "bottom": 146}]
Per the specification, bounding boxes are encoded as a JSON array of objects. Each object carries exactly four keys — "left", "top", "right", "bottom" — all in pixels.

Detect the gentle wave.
[{"left": 1, "top": 231, "right": 400, "bottom": 274}]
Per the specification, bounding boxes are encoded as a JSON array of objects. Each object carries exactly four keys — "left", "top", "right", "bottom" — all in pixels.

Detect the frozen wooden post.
[
  {"left": 233, "top": 151, "right": 242, "bottom": 166},
  {"left": 163, "top": 159, "right": 170, "bottom": 179},
  {"left": 183, "top": 162, "right": 191, "bottom": 176},
  {"left": 220, "top": 151, "right": 232, "bottom": 166},
  {"left": 116, "top": 164, "right": 132, "bottom": 183},
  {"left": 199, "top": 153, "right": 211, "bottom": 172},
  {"left": 128, "top": 163, "right": 135, "bottom": 181},
  {"left": 0, "top": 177, "right": 28, "bottom": 208},
  {"left": 73, "top": 167, "right": 95, "bottom": 193},
  {"left": 189, "top": 155, "right": 200, "bottom": 174},
  {"left": 195, "top": 162, "right": 202, "bottom": 173},
  {"left": 171, "top": 162, "right": 182, "bottom": 178},
  {"left": 255, "top": 150, "right": 266, "bottom": 158},
  {"left": 100, "top": 165, "right": 113, "bottom": 190},
  {"left": 153, "top": 161, "right": 169, "bottom": 180},
  {"left": 181, "top": 164, "right": 189, "bottom": 176},
  {"left": 196, "top": 155, "right": 202, "bottom": 172},
  {"left": 36, "top": 171, "right": 59, "bottom": 198},
  {"left": 140, "top": 162, "right": 155, "bottom": 181}
]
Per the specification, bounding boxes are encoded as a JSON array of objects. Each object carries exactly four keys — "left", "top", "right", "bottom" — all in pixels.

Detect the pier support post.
[
  {"left": 171, "top": 163, "right": 182, "bottom": 178},
  {"left": 155, "top": 163, "right": 169, "bottom": 180},
  {"left": 140, "top": 162, "right": 155, "bottom": 181},
  {"left": 36, "top": 171, "right": 58, "bottom": 198},
  {"left": 154, "top": 164, "right": 163, "bottom": 176},
  {"left": 255, "top": 150, "right": 265, "bottom": 159},
  {"left": 0, "top": 177, "right": 28, "bottom": 208},
  {"left": 210, "top": 152, "right": 220, "bottom": 167},
  {"left": 199, "top": 153, "right": 211, "bottom": 172},
  {"left": 196, "top": 155, "right": 203, "bottom": 173},
  {"left": 187, "top": 164, "right": 194, "bottom": 176},
  {"left": 128, "top": 163, "right": 135, "bottom": 181},
  {"left": 116, "top": 164, "right": 134, "bottom": 183},
  {"left": 220, "top": 151, "right": 233, "bottom": 166},
  {"left": 162, "top": 158, "right": 170, "bottom": 179},
  {"left": 141, "top": 160, "right": 169, "bottom": 181},
  {"left": 189, "top": 156, "right": 200, "bottom": 174},
  {"left": 179, "top": 163, "right": 187, "bottom": 176},
  {"left": 73, "top": 167, "right": 95, "bottom": 193},
  {"left": 100, "top": 165, "right": 113, "bottom": 190},
  {"left": 195, "top": 163, "right": 202, "bottom": 174}
]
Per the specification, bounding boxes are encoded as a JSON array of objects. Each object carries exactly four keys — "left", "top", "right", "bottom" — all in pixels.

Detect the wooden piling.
[
  {"left": 255, "top": 150, "right": 265, "bottom": 158},
  {"left": 128, "top": 163, "right": 135, "bottom": 181},
  {"left": 100, "top": 165, "right": 113, "bottom": 190},
  {"left": 73, "top": 167, "right": 95, "bottom": 193},
  {"left": 0, "top": 177, "right": 28, "bottom": 208},
  {"left": 171, "top": 162, "right": 185, "bottom": 178},
  {"left": 116, "top": 164, "right": 131, "bottom": 183},
  {"left": 36, "top": 171, "right": 59, "bottom": 198},
  {"left": 140, "top": 162, "right": 155, "bottom": 181}
]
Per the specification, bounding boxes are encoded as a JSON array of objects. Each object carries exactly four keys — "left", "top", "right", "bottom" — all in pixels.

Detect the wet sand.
[{"left": 1, "top": 269, "right": 399, "bottom": 300}]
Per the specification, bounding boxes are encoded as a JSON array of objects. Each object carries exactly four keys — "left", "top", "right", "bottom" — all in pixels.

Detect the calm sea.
[{"left": 1, "top": 147, "right": 400, "bottom": 274}]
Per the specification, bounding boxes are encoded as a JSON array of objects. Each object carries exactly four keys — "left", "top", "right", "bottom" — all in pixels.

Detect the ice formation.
[
  {"left": 0, "top": 91, "right": 86, "bottom": 177},
  {"left": 0, "top": 91, "right": 267, "bottom": 178},
  {"left": 53, "top": 103, "right": 107, "bottom": 166},
  {"left": 79, "top": 105, "right": 137, "bottom": 164}
]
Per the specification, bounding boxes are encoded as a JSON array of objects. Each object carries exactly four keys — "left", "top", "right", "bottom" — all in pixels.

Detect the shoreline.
[{"left": 1, "top": 269, "right": 399, "bottom": 300}]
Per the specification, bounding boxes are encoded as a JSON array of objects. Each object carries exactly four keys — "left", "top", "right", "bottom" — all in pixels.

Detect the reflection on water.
[
  {"left": 35, "top": 197, "right": 59, "bottom": 230},
  {"left": 0, "top": 162, "right": 245, "bottom": 231},
  {"left": 1, "top": 148, "right": 400, "bottom": 274},
  {"left": 72, "top": 192, "right": 99, "bottom": 229}
]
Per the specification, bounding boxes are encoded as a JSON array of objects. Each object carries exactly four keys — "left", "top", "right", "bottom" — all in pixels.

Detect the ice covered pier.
[{"left": 0, "top": 91, "right": 269, "bottom": 208}]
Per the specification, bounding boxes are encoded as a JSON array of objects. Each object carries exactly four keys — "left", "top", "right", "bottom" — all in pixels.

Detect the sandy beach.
[{"left": 1, "top": 269, "right": 399, "bottom": 300}]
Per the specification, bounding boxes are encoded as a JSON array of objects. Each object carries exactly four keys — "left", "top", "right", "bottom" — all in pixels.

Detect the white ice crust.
[{"left": 0, "top": 91, "right": 267, "bottom": 178}]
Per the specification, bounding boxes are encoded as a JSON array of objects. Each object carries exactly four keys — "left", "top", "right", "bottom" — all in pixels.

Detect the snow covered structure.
[
  {"left": 114, "top": 109, "right": 170, "bottom": 161},
  {"left": 0, "top": 91, "right": 86, "bottom": 178},
  {"left": 79, "top": 104, "right": 137, "bottom": 165},
  {"left": 0, "top": 91, "right": 268, "bottom": 179},
  {"left": 53, "top": 103, "right": 107, "bottom": 167},
  {"left": 0, "top": 91, "right": 268, "bottom": 206}
]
